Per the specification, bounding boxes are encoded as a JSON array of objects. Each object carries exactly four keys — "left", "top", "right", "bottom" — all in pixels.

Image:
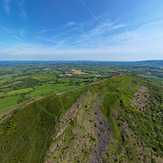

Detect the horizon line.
[{"left": 0, "top": 60, "right": 162, "bottom": 62}]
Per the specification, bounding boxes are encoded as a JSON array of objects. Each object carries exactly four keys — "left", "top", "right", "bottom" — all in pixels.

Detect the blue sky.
[{"left": 0, "top": 0, "right": 163, "bottom": 61}]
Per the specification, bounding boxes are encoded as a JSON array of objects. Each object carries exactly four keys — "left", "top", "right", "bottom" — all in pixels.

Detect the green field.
[
  {"left": 6, "top": 88, "right": 33, "bottom": 96},
  {"left": 0, "top": 95, "right": 21, "bottom": 115},
  {"left": 30, "top": 84, "right": 78, "bottom": 97}
]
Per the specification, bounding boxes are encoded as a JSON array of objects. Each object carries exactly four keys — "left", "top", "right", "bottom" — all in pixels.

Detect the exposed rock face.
[
  {"left": 46, "top": 96, "right": 112, "bottom": 163},
  {"left": 90, "top": 98, "right": 111, "bottom": 163},
  {"left": 49, "top": 136, "right": 64, "bottom": 154},
  {"left": 44, "top": 80, "right": 161, "bottom": 163},
  {"left": 45, "top": 93, "right": 88, "bottom": 163}
]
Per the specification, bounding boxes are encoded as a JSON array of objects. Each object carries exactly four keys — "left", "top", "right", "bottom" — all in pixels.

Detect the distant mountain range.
[{"left": 0, "top": 60, "right": 162, "bottom": 68}]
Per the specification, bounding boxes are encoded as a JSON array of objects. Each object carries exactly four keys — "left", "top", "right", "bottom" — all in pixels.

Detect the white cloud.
[
  {"left": 113, "top": 24, "right": 126, "bottom": 30},
  {"left": 79, "top": 0, "right": 98, "bottom": 22},
  {"left": 17, "top": 0, "right": 26, "bottom": 19},
  {"left": 89, "top": 22, "right": 115, "bottom": 36},
  {"left": 3, "top": 0, "right": 26, "bottom": 18},
  {"left": 64, "top": 21, "right": 76, "bottom": 27},
  {"left": 0, "top": 11, "right": 163, "bottom": 61},
  {"left": 3, "top": 0, "right": 11, "bottom": 15},
  {"left": 0, "top": 25, "right": 26, "bottom": 40},
  {"left": 0, "top": 34, "right": 163, "bottom": 61},
  {"left": 37, "top": 29, "right": 55, "bottom": 34}
]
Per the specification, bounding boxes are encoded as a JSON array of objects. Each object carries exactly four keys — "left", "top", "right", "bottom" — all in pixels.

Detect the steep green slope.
[
  {"left": 0, "top": 74, "right": 162, "bottom": 163},
  {"left": 0, "top": 86, "right": 88, "bottom": 163}
]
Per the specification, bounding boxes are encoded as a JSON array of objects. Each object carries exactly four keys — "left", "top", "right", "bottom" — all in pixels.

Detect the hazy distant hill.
[
  {"left": 83, "top": 60, "right": 163, "bottom": 68},
  {"left": 130, "top": 60, "right": 163, "bottom": 68},
  {"left": 0, "top": 60, "right": 162, "bottom": 68},
  {"left": 0, "top": 74, "right": 162, "bottom": 163}
]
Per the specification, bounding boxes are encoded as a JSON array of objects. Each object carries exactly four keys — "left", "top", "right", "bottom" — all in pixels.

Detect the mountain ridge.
[{"left": 0, "top": 74, "right": 162, "bottom": 163}]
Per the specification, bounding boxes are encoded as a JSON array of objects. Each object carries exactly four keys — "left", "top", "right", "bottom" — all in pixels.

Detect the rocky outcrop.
[
  {"left": 45, "top": 93, "right": 88, "bottom": 162},
  {"left": 90, "top": 98, "right": 112, "bottom": 163}
]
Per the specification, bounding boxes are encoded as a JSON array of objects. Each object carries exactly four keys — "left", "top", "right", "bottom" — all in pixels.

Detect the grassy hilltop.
[{"left": 0, "top": 74, "right": 162, "bottom": 163}]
